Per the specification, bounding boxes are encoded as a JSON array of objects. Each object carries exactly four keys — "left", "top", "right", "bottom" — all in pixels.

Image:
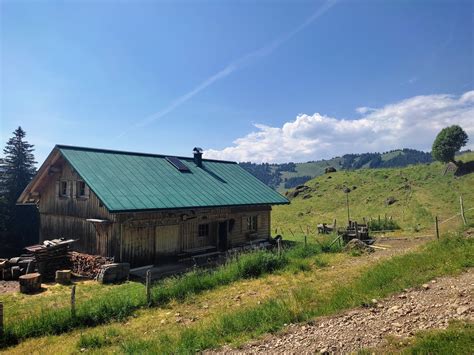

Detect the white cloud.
[
  {"left": 355, "top": 106, "right": 376, "bottom": 114},
  {"left": 205, "top": 90, "right": 474, "bottom": 163}
]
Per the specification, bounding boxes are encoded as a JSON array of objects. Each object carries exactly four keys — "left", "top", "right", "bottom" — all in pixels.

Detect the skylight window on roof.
[{"left": 166, "top": 156, "right": 190, "bottom": 172}]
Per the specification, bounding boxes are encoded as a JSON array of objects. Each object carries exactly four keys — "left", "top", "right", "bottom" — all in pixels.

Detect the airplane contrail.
[{"left": 117, "top": 0, "right": 339, "bottom": 138}]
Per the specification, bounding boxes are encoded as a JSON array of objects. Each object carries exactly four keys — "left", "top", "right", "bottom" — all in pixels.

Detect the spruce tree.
[{"left": 0, "top": 127, "right": 37, "bottom": 246}]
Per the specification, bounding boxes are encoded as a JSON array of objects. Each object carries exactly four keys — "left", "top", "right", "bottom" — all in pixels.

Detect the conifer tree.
[{"left": 0, "top": 127, "right": 37, "bottom": 246}]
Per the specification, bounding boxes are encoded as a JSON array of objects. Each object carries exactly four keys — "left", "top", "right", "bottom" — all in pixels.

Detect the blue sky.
[{"left": 1, "top": 0, "right": 473, "bottom": 163}]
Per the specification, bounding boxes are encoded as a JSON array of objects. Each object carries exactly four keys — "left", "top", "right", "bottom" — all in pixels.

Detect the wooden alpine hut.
[{"left": 17, "top": 145, "right": 289, "bottom": 267}]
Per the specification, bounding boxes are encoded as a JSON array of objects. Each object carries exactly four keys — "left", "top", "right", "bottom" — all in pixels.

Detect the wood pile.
[
  {"left": 25, "top": 239, "right": 76, "bottom": 281},
  {"left": 0, "top": 255, "right": 35, "bottom": 281},
  {"left": 70, "top": 252, "right": 113, "bottom": 279}
]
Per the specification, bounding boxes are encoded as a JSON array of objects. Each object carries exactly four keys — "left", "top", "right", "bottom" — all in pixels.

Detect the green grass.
[
  {"left": 119, "top": 234, "right": 474, "bottom": 353},
  {"left": 404, "top": 321, "right": 473, "bottom": 354},
  {"left": 367, "top": 217, "right": 401, "bottom": 231},
  {"left": 0, "top": 248, "right": 318, "bottom": 348},
  {"left": 77, "top": 327, "right": 120, "bottom": 350},
  {"left": 151, "top": 250, "right": 288, "bottom": 305},
  {"left": 273, "top": 152, "right": 474, "bottom": 237}
]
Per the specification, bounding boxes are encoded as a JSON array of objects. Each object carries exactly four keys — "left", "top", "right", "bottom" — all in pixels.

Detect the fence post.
[
  {"left": 0, "top": 302, "right": 3, "bottom": 337},
  {"left": 71, "top": 285, "right": 76, "bottom": 318},
  {"left": 146, "top": 269, "right": 152, "bottom": 306},
  {"left": 277, "top": 238, "right": 281, "bottom": 258},
  {"left": 304, "top": 235, "right": 307, "bottom": 247},
  {"left": 460, "top": 196, "right": 467, "bottom": 226},
  {"left": 435, "top": 216, "right": 440, "bottom": 241}
]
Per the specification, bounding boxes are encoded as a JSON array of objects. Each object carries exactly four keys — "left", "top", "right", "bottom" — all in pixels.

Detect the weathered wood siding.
[
  {"left": 37, "top": 159, "right": 114, "bottom": 254},
  {"left": 117, "top": 206, "right": 272, "bottom": 266}
]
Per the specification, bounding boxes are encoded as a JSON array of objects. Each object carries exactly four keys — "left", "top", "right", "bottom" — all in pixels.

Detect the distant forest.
[{"left": 239, "top": 149, "right": 435, "bottom": 190}]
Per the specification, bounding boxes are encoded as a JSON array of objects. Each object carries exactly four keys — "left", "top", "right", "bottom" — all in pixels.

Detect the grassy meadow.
[
  {"left": 1, "top": 153, "right": 473, "bottom": 353},
  {"left": 273, "top": 152, "right": 474, "bottom": 238}
]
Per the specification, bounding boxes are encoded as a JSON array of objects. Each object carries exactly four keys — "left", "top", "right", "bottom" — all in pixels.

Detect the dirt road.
[{"left": 218, "top": 269, "right": 473, "bottom": 354}]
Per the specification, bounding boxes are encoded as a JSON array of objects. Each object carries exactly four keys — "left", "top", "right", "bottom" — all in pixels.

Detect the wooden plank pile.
[
  {"left": 25, "top": 239, "right": 76, "bottom": 281},
  {"left": 70, "top": 251, "right": 113, "bottom": 279},
  {"left": 337, "top": 221, "right": 371, "bottom": 243},
  {"left": 0, "top": 255, "right": 35, "bottom": 281}
]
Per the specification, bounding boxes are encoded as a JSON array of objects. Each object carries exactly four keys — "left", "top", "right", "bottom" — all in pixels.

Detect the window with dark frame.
[
  {"left": 59, "top": 181, "right": 68, "bottom": 197},
  {"left": 77, "top": 181, "right": 86, "bottom": 198},
  {"left": 247, "top": 216, "right": 257, "bottom": 232},
  {"left": 198, "top": 223, "right": 209, "bottom": 237}
]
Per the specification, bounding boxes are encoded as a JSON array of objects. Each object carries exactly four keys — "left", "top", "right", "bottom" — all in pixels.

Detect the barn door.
[{"left": 155, "top": 225, "right": 180, "bottom": 260}]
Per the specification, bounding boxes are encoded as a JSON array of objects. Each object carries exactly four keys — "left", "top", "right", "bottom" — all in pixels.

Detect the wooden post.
[
  {"left": 435, "top": 216, "right": 440, "bottom": 241},
  {"left": 277, "top": 238, "right": 281, "bottom": 258},
  {"left": 346, "top": 193, "right": 350, "bottom": 225},
  {"left": 304, "top": 235, "right": 307, "bottom": 247},
  {"left": 71, "top": 285, "right": 76, "bottom": 318},
  {"left": 26, "top": 261, "right": 33, "bottom": 274},
  {"left": 460, "top": 196, "right": 467, "bottom": 225},
  {"left": 333, "top": 219, "right": 337, "bottom": 230},
  {"left": 355, "top": 222, "right": 359, "bottom": 240},
  {"left": 0, "top": 302, "right": 3, "bottom": 337},
  {"left": 146, "top": 269, "right": 152, "bottom": 306}
]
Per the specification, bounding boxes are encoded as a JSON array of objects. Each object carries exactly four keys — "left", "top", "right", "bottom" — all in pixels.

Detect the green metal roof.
[{"left": 57, "top": 145, "right": 289, "bottom": 212}]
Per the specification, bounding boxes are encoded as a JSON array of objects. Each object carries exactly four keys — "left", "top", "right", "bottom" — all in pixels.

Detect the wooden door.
[{"left": 155, "top": 224, "right": 180, "bottom": 256}]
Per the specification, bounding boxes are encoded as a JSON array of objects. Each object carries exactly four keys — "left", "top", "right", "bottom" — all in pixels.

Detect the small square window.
[
  {"left": 59, "top": 181, "right": 68, "bottom": 197},
  {"left": 77, "top": 181, "right": 86, "bottom": 198},
  {"left": 198, "top": 224, "right": 209, "bottom": 237},
  {"left": 247, "top": 216, "right": 257, "bottom": 232}
]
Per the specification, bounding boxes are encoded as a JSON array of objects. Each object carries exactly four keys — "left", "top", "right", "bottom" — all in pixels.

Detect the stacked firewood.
[
  {"left": 70, "top": 251, "right": 113, "bottom": 279},
  {"left": 25, "top": 239, "right": 75, "bottom": 281}
]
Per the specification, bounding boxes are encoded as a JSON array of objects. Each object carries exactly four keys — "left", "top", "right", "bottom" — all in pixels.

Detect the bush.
[{"left": 368, "top": 218, "right": 400, "bottom": 231}]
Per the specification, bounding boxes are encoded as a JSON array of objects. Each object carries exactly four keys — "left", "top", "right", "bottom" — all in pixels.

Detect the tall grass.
[
  {"left": 151, "top": 251, "right": 288, "bottom": 305},
  {"left": 0, "top": 249, "right": 289, "bottom": 347},
  {"left": 119, "top": 235, "right": 473, "bottom": 353}
]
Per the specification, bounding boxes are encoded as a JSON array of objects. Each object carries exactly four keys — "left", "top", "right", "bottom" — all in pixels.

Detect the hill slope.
[
  {"left": 240, "top": 149, "right": 435, "bottom": 191},
  {"left": 272, "top": 152, "right": 474, "bottom": 234}
]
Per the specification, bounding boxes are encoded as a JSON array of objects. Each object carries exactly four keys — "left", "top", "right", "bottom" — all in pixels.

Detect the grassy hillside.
[
  {"left": 273, "top": 152, "right": 474, "bottom": 235},
  {"left": 240, "top": 148, "right": 435, "bottom": 192}
]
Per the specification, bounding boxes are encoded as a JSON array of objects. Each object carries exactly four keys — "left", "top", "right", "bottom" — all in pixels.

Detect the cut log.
[
  {"left": 19, "top": 273, "right": 42, "bottom": 294},
  {"left": 55, "top": 270, "right": 72, "bottom": 285}
]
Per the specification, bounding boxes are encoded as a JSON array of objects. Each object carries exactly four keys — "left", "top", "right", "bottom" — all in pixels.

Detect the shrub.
[{"left": 368, "top": 218, "right": 400, "bottom": 231}]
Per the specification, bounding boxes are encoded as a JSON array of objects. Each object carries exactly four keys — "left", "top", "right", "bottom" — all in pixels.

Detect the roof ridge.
[{"left": 55, "top": 144, "right": 237, "bottom": 164}]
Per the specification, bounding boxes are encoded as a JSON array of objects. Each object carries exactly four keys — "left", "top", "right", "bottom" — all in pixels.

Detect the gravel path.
[{"left": 215, "top": 269, "right": 473, "bottom": 354}]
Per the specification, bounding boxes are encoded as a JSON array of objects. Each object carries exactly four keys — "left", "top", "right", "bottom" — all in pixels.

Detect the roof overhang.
[{"left": 17, "top": 146, "right": 63, "bottom": 205}]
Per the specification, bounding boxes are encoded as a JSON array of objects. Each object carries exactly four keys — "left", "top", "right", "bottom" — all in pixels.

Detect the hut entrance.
[{"left": 218, "top": 221, "right": 228, "bottom": 251}]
